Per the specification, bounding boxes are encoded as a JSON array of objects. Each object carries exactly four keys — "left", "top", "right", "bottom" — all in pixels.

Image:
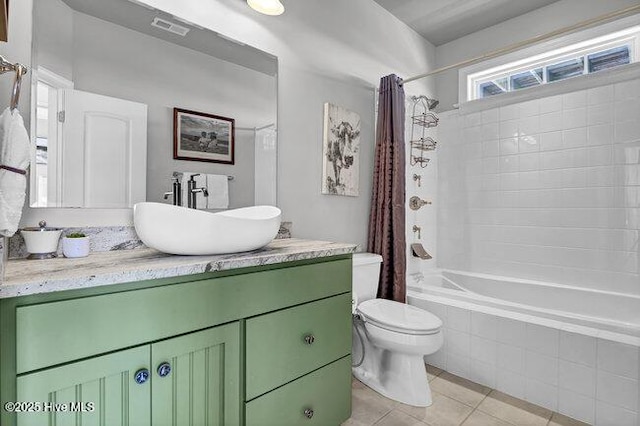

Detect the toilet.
[{"left": 352, "top": 253, "right": 443, "bottom": 407}]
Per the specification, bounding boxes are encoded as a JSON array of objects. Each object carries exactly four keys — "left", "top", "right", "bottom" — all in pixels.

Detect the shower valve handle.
[{"left": 409, "top": 196, "right": 432, "bottom": 211}]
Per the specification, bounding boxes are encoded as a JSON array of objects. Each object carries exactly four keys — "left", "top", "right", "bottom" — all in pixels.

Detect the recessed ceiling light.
[{"left": 247, "top": 0, "right": 284, "bottom": 16}]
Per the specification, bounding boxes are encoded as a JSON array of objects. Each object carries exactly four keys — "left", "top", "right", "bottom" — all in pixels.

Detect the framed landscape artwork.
[{"left": 173, "top": 108, "right": 235, "bottom": 164}]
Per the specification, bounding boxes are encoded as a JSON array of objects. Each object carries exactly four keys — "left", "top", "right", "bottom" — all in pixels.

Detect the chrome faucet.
[
  {"left": 163, "top": 176, "right": 182, "bottom": 206},
  {"left": 187, "top": 174, "right": 209, "bottom": 209}
]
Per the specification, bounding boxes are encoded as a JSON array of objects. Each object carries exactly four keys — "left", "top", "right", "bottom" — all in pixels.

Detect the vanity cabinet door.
[
  {"left": 151, "top": 322, "right": 241, "bottom": 426},
  {"left": 16, "top": 346, "right": 151, "bottom": 426}
]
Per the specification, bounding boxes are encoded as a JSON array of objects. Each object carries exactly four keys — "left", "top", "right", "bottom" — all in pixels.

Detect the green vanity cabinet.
[
  {"left": 1, "top": 255, "right": 353, "bottom": 426},
  {"left": 16, "top": 346, "right": 151, "bottom": 426},
  {"left": 15, "top": 323, "right": 240, "bottom": 426},
  {"left": 151, "top": 323, "right": 240, "bottom": 426}
]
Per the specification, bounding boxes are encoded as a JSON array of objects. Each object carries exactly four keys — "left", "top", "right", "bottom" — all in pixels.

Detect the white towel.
[
  {"left": 181, "top": 172, "right": 209, "bottom": 210},
  {"left": 206, "top": 174, "right": 229, "bottom": 209},
  {"left": 0, "top": 108, "right": 33, "bottom": 237}
]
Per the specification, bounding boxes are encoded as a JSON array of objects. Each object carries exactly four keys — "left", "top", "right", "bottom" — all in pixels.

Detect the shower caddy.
[{"left": 409, "top": 96, "right": 438, "bottom": 168}]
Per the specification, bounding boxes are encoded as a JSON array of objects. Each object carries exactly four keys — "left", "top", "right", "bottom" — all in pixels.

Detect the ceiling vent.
[{"left": 151, "top": 17, "right": 190, "bottom": 37}]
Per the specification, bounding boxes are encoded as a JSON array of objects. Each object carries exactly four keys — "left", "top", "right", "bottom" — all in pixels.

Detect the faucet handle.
[{"left": 189, "top": 173, "right": 201, "bottom": 180}]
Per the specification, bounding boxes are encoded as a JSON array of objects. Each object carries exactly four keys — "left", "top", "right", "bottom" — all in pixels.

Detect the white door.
[{"left": 60, "top": 89, "right": 147, "bottom": 208}]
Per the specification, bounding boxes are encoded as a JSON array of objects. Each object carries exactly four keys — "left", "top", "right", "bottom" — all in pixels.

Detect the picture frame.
[
  {"left": 173, "top": 108, "right": 235, "bottom": 165},
  {"left": 321, "top": 102, "right": 361, "bottom": 197}
]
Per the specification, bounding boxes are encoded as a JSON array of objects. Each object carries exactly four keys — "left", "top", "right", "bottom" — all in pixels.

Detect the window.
[{"left": 467, "top": 26, "right": 640, "bottom": 101}]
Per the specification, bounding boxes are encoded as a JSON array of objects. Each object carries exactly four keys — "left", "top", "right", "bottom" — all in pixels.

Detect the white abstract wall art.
[{"left": 322, "top": 103, "right": 361, "bottom": 197}]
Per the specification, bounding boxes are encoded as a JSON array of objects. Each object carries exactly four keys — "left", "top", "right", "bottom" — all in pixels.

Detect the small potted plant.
[{"left": 62, "top": 232, "right": 90, "bottom": 258}]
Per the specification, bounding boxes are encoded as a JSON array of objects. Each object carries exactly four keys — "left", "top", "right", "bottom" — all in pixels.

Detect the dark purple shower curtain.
[{"left": 367, "top": 74, "right": 406, "bottom": 303}]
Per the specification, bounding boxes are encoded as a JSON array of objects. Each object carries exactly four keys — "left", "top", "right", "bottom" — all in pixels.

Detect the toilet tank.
[{"left": 352, "top": 253, "right": 383, "bottom": 303}]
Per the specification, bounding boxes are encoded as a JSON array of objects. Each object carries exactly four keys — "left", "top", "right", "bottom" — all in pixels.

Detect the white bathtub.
[
  {"left": 409, "top": 270, "right": 640, "bottom": 339},
  {"left": 407, "top": 270, "right": 640, "bottom": 426}
]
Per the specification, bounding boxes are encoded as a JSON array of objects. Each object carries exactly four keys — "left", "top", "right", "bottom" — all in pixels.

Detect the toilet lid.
[{"left": 358, "top": 299, "right": 442, "bottom": 334}]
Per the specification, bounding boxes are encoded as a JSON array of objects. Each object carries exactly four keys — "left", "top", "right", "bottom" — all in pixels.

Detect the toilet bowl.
[{"left": 352, "top": 253, "right": 443, "bottom": 407}]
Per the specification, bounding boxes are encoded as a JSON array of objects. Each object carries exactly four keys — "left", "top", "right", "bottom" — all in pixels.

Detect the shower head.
[{"left": 426, "top": 98, "right": 439, "bottom": 111}]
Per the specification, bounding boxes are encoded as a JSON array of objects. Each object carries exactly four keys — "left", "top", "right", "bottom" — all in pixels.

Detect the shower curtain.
[{"left": 367, "top": 74, "right": 406, "bottom": 303}]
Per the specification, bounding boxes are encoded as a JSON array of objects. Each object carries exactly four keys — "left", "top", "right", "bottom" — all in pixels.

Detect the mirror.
[{"left": 30, "top": 0, "right": 277, "bottom": 209}]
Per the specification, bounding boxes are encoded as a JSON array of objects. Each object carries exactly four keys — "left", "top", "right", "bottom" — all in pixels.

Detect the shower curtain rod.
[{"left": 401, "top": 4, "right": 640, "bottom": 85}]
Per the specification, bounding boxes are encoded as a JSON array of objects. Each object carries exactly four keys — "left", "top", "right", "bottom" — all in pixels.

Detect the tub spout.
[{"left": 411, "top": 243, "right": 432, "bottom": 260}]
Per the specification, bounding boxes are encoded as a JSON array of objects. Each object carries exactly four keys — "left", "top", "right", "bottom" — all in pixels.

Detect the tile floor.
[{"left": 343, "top": 365, "right": 590, "bottom": 426}]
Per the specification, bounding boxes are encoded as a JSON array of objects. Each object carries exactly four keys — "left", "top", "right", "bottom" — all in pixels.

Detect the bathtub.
[{"left": 407, "top": 270, "right": 640, "bottom": 426}]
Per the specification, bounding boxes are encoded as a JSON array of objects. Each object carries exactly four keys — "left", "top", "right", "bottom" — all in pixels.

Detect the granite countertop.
[{"left": 1, "top": 239, "right": 357, "bottom": 298}]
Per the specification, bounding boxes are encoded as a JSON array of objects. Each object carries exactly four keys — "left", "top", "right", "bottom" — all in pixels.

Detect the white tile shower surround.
[
  {"left": 421, "top": 300, "right": 640, "bottom": 426},
  {"left": 437, "top": 79, "right": 640, "bottom": 295}
]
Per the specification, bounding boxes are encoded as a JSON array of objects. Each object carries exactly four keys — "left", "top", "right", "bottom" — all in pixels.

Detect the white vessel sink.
[{"left": 133, "top": 202, "right": 282, "bottom": 255}]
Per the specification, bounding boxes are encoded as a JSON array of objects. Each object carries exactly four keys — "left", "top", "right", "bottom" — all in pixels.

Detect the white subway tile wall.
[
  {"left": 437, "top": 79, "right": 640, "bottom": 295},
  {"left": 421, "top": 300, "right": 640, "bottom": 426}
]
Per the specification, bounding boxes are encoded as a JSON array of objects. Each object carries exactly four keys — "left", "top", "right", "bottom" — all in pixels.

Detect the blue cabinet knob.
[
  {"left": 134, "top": 369, "right": 150, "bottom": 385},
  {"left": 157, "top": 362, "right": 172, "bottom": 378}
]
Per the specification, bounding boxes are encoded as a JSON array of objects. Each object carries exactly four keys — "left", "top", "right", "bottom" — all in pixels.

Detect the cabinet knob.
[
  {"left": 303, "top": 334, "right": 315, "bottom": 345},
  {"left": 157, "top": 362, "right": 172, "bottom": 378},
  {"left": 134, "top": 369, "right": 150, "bottom": 385},
  {"left": 303, "top": 408, "right": 314, "bottom": 419}
]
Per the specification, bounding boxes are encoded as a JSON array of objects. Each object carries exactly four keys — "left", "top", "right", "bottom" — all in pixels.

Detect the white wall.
[
  {"left": 0, "top": 0, "right": 32, "bottom": 120},
  {"left": 437, "top": 73, "right": 640, "bottom": 294},
  {"left": 435, "top": 0, "right": 640, "bottom": 111},
  {"left": 134, "top": 0, "right": 436, "bottom": 249}
]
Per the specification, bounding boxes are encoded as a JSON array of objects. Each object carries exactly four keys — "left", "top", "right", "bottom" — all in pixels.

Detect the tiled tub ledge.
[{"left": 1, "top": 238, "right": 355, "bottom": 299}]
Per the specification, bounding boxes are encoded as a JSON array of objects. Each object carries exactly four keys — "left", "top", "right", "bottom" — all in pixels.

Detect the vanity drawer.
[
  {"left": 245, "top": 293, "right": 351, "bottom": 400},
  {"left": 16, "top": 258, "right": 351, "bottom": 374},
  {"left": 245, "top": 356, "right": 351, "bottom": 426}
]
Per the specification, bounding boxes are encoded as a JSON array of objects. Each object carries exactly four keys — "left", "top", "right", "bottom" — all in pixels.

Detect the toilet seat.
[{"left": 357, "top": 299, "right": 442, "bottom": 335}]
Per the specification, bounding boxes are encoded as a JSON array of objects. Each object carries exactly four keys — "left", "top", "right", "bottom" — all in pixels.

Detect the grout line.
[
  {"left": 372, "top": 410, "right": 393, "bottom": 426},
  {"left": 458, "top": 407, "right": 475, "bottom": 426},
  {"left": 372, "top": 407, "right": 395, "bottom": 426},
  {"left": 460, "top": 391, "right": 491, "bottom": 426}
]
